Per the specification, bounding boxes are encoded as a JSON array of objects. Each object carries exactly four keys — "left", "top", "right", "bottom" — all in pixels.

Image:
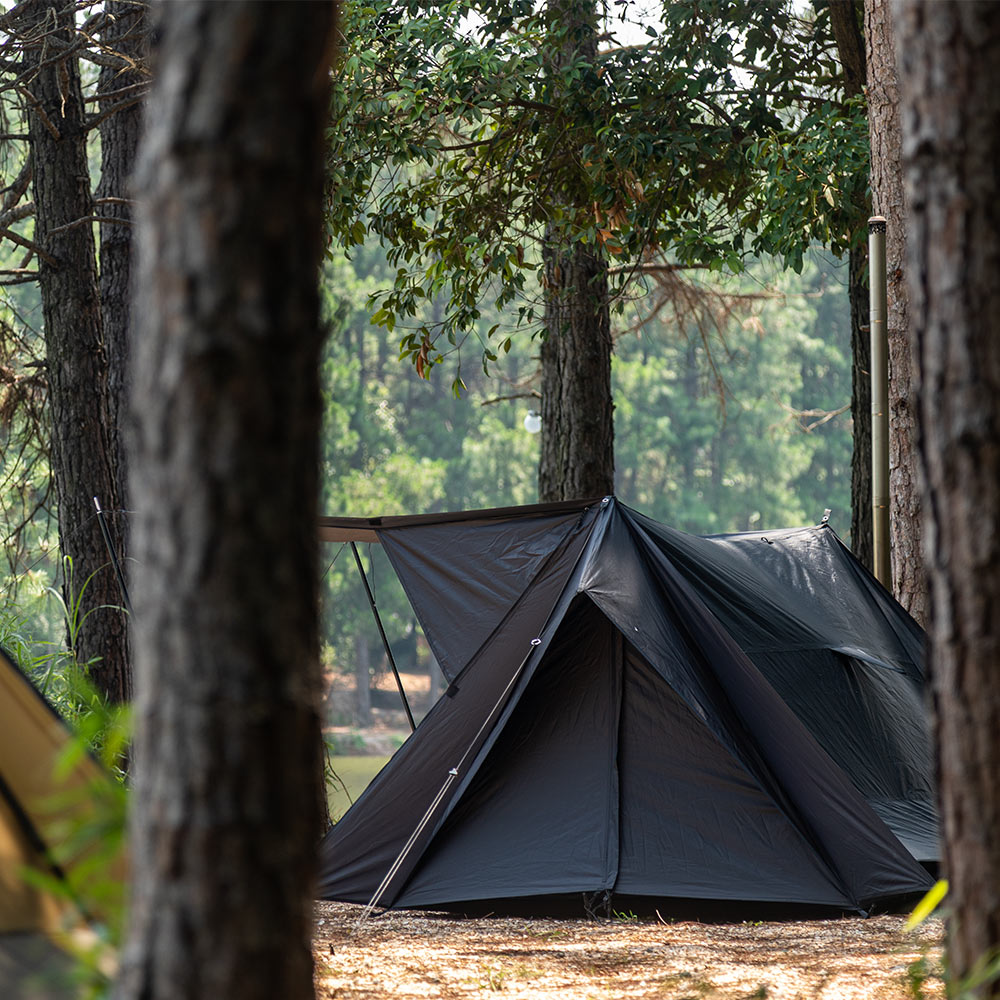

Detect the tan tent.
[{"left": 0, "top": 644, "right": 126, "bottom": 998}]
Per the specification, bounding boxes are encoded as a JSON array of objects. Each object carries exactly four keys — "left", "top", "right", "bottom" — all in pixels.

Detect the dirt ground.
[{"left": 313, "top": 903, "right": 944, "bottom": 1000}]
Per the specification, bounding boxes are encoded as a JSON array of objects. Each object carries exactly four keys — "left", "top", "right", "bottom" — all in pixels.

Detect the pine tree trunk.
[
  {"left": 896, "top": 1, "right": 1000, "bottom": 991},
  {"left": 538, "top": 0, "right": 614, "bottom": 502},
  {"left": 848, "top": 243, "right": 873, "bottom": 570},
  {"left": 18, "top": 0, "right": 130, "bottom": 701},
  {"left": 97, "top": 0, "right": 147, "bottom": 528},
  {"left": 865, "top": 0, "right": 926, "bottom": 622},
  {"left": 116, "top": 4, "right": 335, "bottom": 999},
  {"left": 539, "top": 238, "right": 615, "bottom": 500}
]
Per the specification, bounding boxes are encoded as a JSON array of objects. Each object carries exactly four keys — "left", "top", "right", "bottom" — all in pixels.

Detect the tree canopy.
[{"left": 326, "top": 0, "right": 868, "bottom": 382}]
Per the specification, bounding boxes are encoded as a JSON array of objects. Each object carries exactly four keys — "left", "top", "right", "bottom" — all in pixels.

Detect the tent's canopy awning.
[{"left": 318, "top": 497, "right": 602, "bottom": 544}]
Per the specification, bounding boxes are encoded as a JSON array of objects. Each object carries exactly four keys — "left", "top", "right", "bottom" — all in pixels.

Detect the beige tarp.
[{"left": 0, "top": 648, "right": 123, "bottom": 934}]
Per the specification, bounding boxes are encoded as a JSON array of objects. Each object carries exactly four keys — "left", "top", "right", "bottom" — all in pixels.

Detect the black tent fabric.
[{"left": 317, "top": 498, "right": 936, "bottom": 914}]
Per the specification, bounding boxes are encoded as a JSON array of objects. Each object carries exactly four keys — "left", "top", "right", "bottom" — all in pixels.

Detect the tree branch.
[
  {"left": 16, "top": 85, "right": 61, "bottom": 140},
  {"left": 47, "top": 213, "right": 131, "bottom": 236},
  {"left": 0, "top": 226, "right": 56, "bottom": 265},
  {"left": 85, "top": 79, "right": 147, "bottom": 104},
  {"left": 85, "top": 93, "right": 145, "bottom": 130},
  {"left": 1, "top": 160, "right": 32, "bottom": 213},
  {"left": 480, "top": 390, "right": 541, "bottom": 406},
  {"left": 0, "top": 202, "right": 35, "bottom": 229}
]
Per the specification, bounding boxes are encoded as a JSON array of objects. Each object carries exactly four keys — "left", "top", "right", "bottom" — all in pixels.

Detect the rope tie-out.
[{"left": 353, "top": 636, "right": 544, "bottom": 931}]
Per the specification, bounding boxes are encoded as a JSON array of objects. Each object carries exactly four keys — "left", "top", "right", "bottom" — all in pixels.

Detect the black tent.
[{"left": 317, "top": 497, "right": 936, "bottom": 915}]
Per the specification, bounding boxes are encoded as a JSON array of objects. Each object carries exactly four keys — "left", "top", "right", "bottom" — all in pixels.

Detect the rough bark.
[
  {"left": 17, "top": 0, "right": 130, "bottom": 701},
  {"left": 829, "top": 1, "right": 866, "bottom": 95},
  {"left": 847, "top": 243, "right": 872, "bottom": 570},
  {"left": 538, "top": 0, "right": 614, "bottom": 502},
  {"left": 97, "top": 0, "right": 147, "bottom": 520},
  {"left": 539, "top": 238, "right": 615, "bottom": 501},
  {"left": 116, "top": 3, "right": 335, "bottom": 999},
  {"left": 895, "top": 1, "right": 1000, "bottom": 992},
  {"left": 829, "top": 1, "right": 873, "bottom": 569},
  {"left": 865, "top": 0, "right": 926, "bottom": 622}
]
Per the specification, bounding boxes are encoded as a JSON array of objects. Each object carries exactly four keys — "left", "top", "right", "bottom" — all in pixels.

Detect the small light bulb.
[{"left": 523, "top": 411, "right": 541, "bottom": 434}]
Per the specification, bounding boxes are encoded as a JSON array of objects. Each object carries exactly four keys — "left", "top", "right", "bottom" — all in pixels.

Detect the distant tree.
[
  {"left": 97, "top": 0, "right": 148, "bottom": 525},
  {"left": 116, "top": 3, "right": 336, "bottom": 999},
  {"left": 865, "top": 0, "right": 924, "bottom": 621},
  {"left": 538, "top": 0, "right": 613, "bottom": 500},
  {"left": 896, "top": 0, "right": 1000, "bottom": 991}
]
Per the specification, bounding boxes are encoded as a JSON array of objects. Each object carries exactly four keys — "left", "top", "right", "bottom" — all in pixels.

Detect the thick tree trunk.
[
  {"left": 865, "top": 0, "right": 926, "bottom": 622},
  {"left": 539, "top": 238, "right": 615, "bottom": 501},
  {"left": 538, "top": 0, "right": 614, "bottom": 502},
  {"left": 895, "top": 1, "right": 1000, "bottom": 992},
  {"left": 18, "top": 0, "right": 130, "bottom": 701},
  {"left": 116, "top": 4, "right": 335, "bottom": 1000}
]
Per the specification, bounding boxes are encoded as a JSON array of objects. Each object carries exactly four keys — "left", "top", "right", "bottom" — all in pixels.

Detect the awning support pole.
[
  {"left": 868, "top": 216, "right": 891, "bottom": 588},
  {"left": 351, "top": 542, "right": 415, "bottom": 732}
]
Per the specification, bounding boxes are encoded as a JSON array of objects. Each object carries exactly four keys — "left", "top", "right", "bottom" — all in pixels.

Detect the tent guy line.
[{"left": 356, "top": 636, "right": 543, "bottom": 927}]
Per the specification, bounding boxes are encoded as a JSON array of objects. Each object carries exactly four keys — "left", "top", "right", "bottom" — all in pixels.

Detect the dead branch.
[
  {"left": 15, "top": 84, "right": 60, "bottom": 139},
  {"left": 0, "top": 226, "right": 56, "bottom": 265},
  {"left": 0, "top": 202, "right": 34, "bottom": 229},
  {"left": 47, "top": 213, "right": 131, "bottom": 236},
  {"left": 85, "top": 92, "right": 145, "bottom": 130},
  {"left": 1, "top": 161, "right": 32, "bottom": 212},
  {"left": 480, "top": 390, "right": 541, "bottom": 406},
  {"left": 84, "top": 79, "right": 147, "bottom": 104},
  {"left": 778, "top": 401, "right": 850, "bottom": 433}
]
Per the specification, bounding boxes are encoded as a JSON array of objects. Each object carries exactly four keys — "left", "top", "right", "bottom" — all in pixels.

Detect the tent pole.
[
  {"left": 351, "top": 542, "right": 416, "bottom": 732},
  {"left": 868, "top": 217, "right": 891, "bottom": 588}
]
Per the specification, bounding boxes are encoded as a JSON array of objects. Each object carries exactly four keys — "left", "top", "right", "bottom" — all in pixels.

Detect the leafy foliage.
[{"left": 326, "top": 0, "right": 868, "bottom": 376}]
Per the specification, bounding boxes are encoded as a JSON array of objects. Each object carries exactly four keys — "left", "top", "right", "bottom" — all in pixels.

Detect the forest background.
[{"left": 0, "top": 1, "right": 860, "bottom": 730}]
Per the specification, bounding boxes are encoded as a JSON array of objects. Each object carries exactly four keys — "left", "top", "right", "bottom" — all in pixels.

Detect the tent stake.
[
  {"left": 93, "top": 496, "right": 133, "bottom": 618},
  {"left": 351, "top": 542, "right": 415, "bottom": 732}
]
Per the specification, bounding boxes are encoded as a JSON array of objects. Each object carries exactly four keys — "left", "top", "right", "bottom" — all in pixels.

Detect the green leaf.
[{"left": 904, "top": 879, "right": 948, "bottom": 931}]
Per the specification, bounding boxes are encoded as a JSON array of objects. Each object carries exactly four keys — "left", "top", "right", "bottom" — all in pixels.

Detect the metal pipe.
[
  {"left": 351, "top": 542, "right": 416, "bottom": 732},
  {"left": 868, "top": 217, "right": 891, "bottom": 587}
]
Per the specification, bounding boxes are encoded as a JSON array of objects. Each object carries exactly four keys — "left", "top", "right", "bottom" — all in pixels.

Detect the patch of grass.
[
  {"left": 653, "top": 970, "right": 716, "bottom": 998},
  {"left": 480, "top": 964, "right": 506, "bottom": 991}
]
